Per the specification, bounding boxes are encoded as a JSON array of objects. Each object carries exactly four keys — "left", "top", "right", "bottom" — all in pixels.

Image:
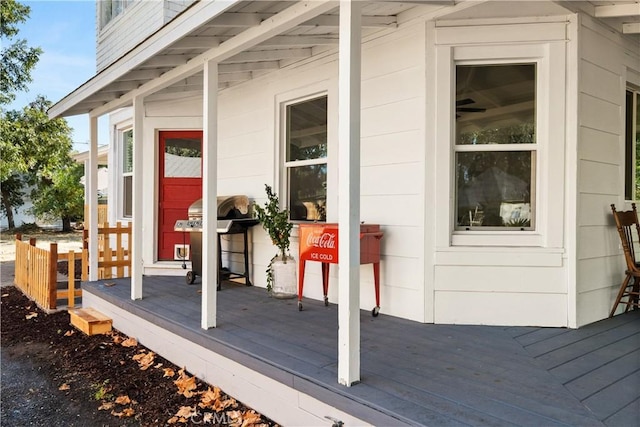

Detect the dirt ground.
[
  {"left": 0, "top": 228, "right": 277, "bottom": 427},
  {"left": 0, "top": 227, "right": 84, "bottom": 262}
]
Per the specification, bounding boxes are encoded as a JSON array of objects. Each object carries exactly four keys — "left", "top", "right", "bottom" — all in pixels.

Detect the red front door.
[{"left": 158, "top": 131, "right": 203, "bottom": 261}]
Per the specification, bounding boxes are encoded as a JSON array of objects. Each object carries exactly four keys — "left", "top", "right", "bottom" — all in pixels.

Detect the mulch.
[{"left": 1, "top": 286, "right": 278, "bottom": 426}]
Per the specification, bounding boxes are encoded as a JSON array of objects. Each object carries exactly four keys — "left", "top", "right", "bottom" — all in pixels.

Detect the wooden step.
[{"left": 69, "top": 308, "right": 112, "bottom": 335}]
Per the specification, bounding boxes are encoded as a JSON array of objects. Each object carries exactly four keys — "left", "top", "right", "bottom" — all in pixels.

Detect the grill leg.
[
  {"left": 217, "top": 235, "right": 222, "bottom": 291},
  {"left": 242, "top": 229, "right": 251, "bottom": 286}
]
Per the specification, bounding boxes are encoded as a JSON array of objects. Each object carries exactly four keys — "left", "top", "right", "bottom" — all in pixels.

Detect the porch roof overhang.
[
  {"left": 47, "top": 0, "right": 639, "bottom": 122},
  {"left": 47, "top": 0, "right": 444, "bottom": 120}
]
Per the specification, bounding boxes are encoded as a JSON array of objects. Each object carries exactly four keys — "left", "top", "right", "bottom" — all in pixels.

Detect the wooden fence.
[
  {"left": 83, "top": 222, "right": 132, "bottom": 279},
  {"left": 14, "top": 234, "right": 85, "bottom": 311},
  {"left": 84, "top": 204, "right": 108, "bottom": 227},
  {"left": 13, "top": 222, "right": 131, "bottom": 310}
]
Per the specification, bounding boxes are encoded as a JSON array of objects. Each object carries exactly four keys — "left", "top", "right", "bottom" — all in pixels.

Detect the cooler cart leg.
[
  {"left": 298, "top": 259, "right": 306, "bottom": 311},
  {"left": 372, "top": 262, "right": 381, "bottom": 317},
  {"left": 321, "top": 263, "right": 330, "bottom": 306}
]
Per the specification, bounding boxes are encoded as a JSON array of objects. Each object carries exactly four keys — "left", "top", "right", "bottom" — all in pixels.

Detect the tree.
[
  {"left": 0, "top": 96, "right": 82, "bottom": 230},
  {"left": 1, "top": 0, "right": 42, "bottom": 106},
  {"left": 30, "top": 162, "right": 85, "bottom": 232}
]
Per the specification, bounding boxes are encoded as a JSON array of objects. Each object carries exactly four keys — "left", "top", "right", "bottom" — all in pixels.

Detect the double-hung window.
[
  {"left": 99, "top": 0, "right": 132, "bottom": 29},
  {"left": 284, "top": 95, "right": 328, "bottom": 221},
  {"left": 625, "top": 87, "right": 640, "bottom": 201},
  {"left": 121, "top": 129, "right": 133, "bottom": 218},
  {"left": 455, "top": 63, "right": 537, "bottom": 230}
]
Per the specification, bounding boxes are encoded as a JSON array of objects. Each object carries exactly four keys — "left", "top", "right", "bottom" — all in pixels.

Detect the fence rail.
[
  {"left": 14, "top": 234, "right": 85, "bottom": 310},
  {"left": 13, "top": 222, "right": 131, "bottom": 310},
  {"left": 83, "top": 222, "right": 132, "bottom": 279}
]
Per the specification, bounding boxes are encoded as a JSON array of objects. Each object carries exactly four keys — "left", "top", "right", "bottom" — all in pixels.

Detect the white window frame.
[
  {"left": 625, "top": 85, "right": 640, "bottom": 201},
  {"left": 280, "top": 92, "right": 330, "bottom": 222},
  {"left": 117, "top": 126, "right": 133, "bottom": 219},
  {"left": 433, "top": 35, "right": 566, "bottom": 248},
  {"left": 453, "top": 61, "right": 538, "bottom": 232},
  {"left": 99, "top": 0, "right": 133, "bottom": 30}
]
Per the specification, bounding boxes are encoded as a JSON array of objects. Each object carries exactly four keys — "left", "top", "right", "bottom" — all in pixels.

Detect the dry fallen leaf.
[
  {"left": 174, "top": 370, "right": 197, "bottom": 398},
  {"left": 58, "top": 383, "right": 70, "bottom": 391},
  {"left": 111, "top": 334, "right": 123, "bottom": 345},
  {"left": 175, "top": 406, "right": 197, "bottom": 419},
  {"left": 115, "top": 395, "right": 131, "bottom": 405},
  {"left": 167, "top": 416, "right": 179, "bottom": 424},
  {"left": 111, "top": 407, "right": 135, "bottom": 418},
  {"left": 64, "top": 330, "right": 75, "bottom": 337},
  {"left": 163, "top": 367, "right": 175, "bottom": 378},
  {"left": 199, "top": 386, "right": 221, "bottom": 409},
  {"left": 132, "top": 351, "right": 155, "bottom": 370},
  {"left": 121, "top": 337, "right": 137, "bottom": 347},
  {"left": 25, "top": 312, "right": 38, "bottom": 320},
  {"left": 154, "top": 362, "right": 163, "bottom": 369},
  {"left": 98, "top": 402, "right": 115, "bottom": 411},
  {"left": 241, "top": 410, "right": 263, "bottom": 427}
]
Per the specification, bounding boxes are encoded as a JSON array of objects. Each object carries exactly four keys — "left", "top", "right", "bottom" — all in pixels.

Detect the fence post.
[
  {"left": 28, "top": 237, "right": 36, "bottom": 296},
  {"left": 68, "top": 250, "right": 76, "bottom": 308},
  {"left": 15, "top": 234, "right": 22, "bottom": 287},
  {"left": 48, "top": 243, "right": 58, "bottom": 310}
]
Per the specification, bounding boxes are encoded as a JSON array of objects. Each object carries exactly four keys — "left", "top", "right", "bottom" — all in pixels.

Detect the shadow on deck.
[{"left": 82, "top": 276, "right": 639, "bottom": 426}]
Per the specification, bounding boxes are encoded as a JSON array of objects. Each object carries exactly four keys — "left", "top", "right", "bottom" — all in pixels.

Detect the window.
[
  {"left": 284, "top": 96, "right": 328, "bottom": 221},
  {"left": 121, "top": 129, "right": 133, "bottom": 218},
  {"left": 454, "top": 64, "right": 537, "bottom": 230},
  {"left": 99, "top": 0, "right": 132, "bottom": 29},
  {"left": 625, "top": 88, "right": 640, "bottom": 201}
]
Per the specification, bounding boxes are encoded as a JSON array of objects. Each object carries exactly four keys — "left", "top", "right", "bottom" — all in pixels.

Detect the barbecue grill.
[{"left": 174, "top": 195, "right": 259, "bottom": 288}]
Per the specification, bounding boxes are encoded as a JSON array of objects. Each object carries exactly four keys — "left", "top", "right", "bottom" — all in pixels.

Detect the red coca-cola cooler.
[{"left": 298, "top": 223, "right": 383, "bottom": 316}]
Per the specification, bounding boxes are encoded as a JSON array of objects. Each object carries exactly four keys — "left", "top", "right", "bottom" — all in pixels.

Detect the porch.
[{"left": 82, "top": 276, "right": 639, "bottom": 426}]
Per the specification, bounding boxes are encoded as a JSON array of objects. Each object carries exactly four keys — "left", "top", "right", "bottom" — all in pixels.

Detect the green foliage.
[
  {"left": 30, "top": 162, "right": 85, "bottom": 231},
  {"left": 92, "top": 379, "right": 113, "bottom": 401},
  {"left": 253, "top": 185, "right": 293, "bottom": 292},
  {"left": 254, "top": 185, "right": 293, "bottom": 259},
  {"left": 1, "top": 96, "right": 80, "bottom": 230},
  {"left": 0, "top": 0, "right": 42, "bottom": 106}
]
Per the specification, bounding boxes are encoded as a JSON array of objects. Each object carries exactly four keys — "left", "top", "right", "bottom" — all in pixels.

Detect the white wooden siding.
[
  {"left": 430, "top": 18, "right": 571, "bottom": 326},
  {"left": 134, "top": 21, "right": 427, "bottom": 322},
  {"left": 575, "top": 14, "right": 640, "bottom": 326},
  {"left": 435, "top": 292, "right": 568, "bottom": 327},
  {"left": 96, "top": 1, "right": 194, "bottom": 71}
]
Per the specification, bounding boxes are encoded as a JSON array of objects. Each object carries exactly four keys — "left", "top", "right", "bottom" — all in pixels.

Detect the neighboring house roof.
[
  {"left": 48, "top": 0, "right": 640, "bottom": 121},
  {"left": 72, "top": 145, "right": 110, "bottom": 165}
]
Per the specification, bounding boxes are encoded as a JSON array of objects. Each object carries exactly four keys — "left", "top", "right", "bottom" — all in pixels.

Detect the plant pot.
[{"left": 270, "top": 255, "right": 297, "bottom": 299}]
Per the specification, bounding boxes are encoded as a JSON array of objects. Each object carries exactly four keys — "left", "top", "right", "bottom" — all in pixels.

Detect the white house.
[{"left": 49, "top": 0, "right": 639, "bottom": 391}]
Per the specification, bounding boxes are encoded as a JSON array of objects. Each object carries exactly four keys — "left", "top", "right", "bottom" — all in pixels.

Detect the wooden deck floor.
[{"left": 83, "top": 277, "right": 639, "bottom": 426}]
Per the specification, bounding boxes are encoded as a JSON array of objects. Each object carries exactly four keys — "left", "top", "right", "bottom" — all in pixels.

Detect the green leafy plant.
[
  {"left": 92, "top": 379, "right": 113, "bottom": 401},
  {"left": 253, "top": 185, "right": 293, "bottom": 292}
]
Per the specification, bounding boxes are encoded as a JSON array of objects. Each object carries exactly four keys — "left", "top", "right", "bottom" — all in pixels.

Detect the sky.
[{"left": 5, "top": 0, "right": 109, "bottom": 152}]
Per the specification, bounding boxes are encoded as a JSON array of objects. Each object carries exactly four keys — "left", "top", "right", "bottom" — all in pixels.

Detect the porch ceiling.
[
  {"left": 48, "top": 0, "right": 433, "bottom": 119},
  {"left": 48, "top": 0, "right": 639, "bottom": 120}
]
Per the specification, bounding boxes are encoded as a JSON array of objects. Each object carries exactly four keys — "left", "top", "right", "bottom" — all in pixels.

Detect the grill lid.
[{"left": 188, "top": 196, "right": 251, "bottom": 219}]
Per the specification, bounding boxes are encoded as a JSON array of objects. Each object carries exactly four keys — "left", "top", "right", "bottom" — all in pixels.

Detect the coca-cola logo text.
[{"left": 306, "top": 232, "right": 336, "bottom": 249}]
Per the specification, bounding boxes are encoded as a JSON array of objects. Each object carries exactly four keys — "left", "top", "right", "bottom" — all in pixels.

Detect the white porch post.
[
  {"left": 337, "top": 0, "right": 362, "bottom": 387},
  {"left": 201, "top": 59, "right": 218, "bottom": 329},
  {"left": 88, "top": 116, "right": 99, "bottom": 281},
  {"left": 131, "top": 96, "right": 144, "bottom": 300}
]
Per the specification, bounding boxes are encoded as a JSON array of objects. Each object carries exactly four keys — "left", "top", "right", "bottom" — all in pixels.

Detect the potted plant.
[{"left": 253, "top": 185, "right": 296, "bottom": 298}]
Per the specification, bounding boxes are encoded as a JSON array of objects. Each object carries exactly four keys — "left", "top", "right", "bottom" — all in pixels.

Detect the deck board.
[{"left": 82, "top": 277, "right": 640, "bottom": 426}]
